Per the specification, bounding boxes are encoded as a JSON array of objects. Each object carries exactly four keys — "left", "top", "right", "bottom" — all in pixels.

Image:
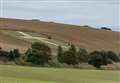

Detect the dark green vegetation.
[
  {"left": 101, "top": 27, "right": 112, "bottom": 31},
  {"left": 0, "top": 42, "right": 120, "bottom": 69},
  {"left": 25, "top": 42, "right": 52, "bottom": 65}
]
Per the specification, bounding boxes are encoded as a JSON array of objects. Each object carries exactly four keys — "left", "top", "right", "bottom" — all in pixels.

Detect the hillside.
[{"left": 0, "top": 18, "right": 120, "bottom": 53}]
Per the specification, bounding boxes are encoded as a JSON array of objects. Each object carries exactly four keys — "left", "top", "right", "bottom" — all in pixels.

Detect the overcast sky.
[{"left": 0, "top": 0, "right": 120, "bottom": 31}]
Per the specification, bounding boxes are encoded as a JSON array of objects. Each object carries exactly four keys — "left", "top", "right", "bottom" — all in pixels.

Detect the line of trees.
[
  {"left": 57, "top": 45, "right": 120, "bottom": 68},
  {"left": 0, "top": 47, "right": 21, "bottom": 63},
  {"left": 101, "top": 27, "right": 112, "bottom": 31},
  {"left": 0, "top": 42, "right": 120, "bottom": 69}
]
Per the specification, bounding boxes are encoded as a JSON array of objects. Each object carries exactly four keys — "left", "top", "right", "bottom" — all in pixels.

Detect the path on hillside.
[{"left": 18, "top": 31, "right": 68, "bottom": 48}]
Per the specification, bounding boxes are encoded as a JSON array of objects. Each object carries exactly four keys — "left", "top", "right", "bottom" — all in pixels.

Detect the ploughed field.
[{"left": 0, "top": 65, "right": 119, "bottom": 83}]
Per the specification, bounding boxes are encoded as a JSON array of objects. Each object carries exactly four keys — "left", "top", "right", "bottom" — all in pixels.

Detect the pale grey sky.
[{"left": 0, "top": 0, "right": 120, "bottom": 31}]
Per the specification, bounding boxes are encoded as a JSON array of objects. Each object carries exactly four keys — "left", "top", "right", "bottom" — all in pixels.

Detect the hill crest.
[{"left": 0, "top": 18, "right": 120, "bottom": 53}]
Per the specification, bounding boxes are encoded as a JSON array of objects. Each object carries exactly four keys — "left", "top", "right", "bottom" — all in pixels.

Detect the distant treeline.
[
  {"left": 101, "top": 27, "right": 112, "bottom": 31},
  {"left": 0, "top": 42, "right": 120, "bottom": 69}
]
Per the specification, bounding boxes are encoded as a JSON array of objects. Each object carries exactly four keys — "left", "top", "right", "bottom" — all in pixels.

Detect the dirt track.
[{"left": 18, "top": 31, "right": 68, "bottom": 48}]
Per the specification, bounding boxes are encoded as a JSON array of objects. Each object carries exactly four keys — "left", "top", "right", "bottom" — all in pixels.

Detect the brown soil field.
[{"left": 0, "top": 18, "right": 120, "bottom": 53}]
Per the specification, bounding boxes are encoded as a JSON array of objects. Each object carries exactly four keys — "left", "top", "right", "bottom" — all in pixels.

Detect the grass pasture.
[{"left": 0, "top": 65, "right": 119, "bottom": 83}]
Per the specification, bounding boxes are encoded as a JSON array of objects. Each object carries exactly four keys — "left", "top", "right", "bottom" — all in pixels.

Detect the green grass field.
[{"left": 0, "top": 65, "right": 119, "bottom": 83}]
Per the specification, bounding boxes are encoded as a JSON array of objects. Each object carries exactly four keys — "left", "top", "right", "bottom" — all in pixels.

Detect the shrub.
[
  {"left": 57, "top": 46, "right": 63, "bottom": 63},
  {"left": 0, "top": 47, "right": 21, "bottom": 63},
  {"left": 58, "top": 44, "right": 78, "bottom": 65},
  {"left": 101, "top": 27, "right": 112, "bottom": 31},
  {"left": 8, "top": 49, "right": 21, "bottom": 61},
  {"left": 25, "top": 42, "right": 52, "bottom": 65},
  {"left": 100, "top": 51, "right": 113, "bottom": 65},
  {"left": 88, "top": 51, "right": 103, "bottom": 68},
  {"left": 88, "top": 51, "right": 118, "bottom": 68},
  {"left": 83, "top": 25, "right": 89, "bottom": 27},
  {"left": 77, "top": 48, "right": 88, "bottom": 62},
  {"left": 61, "top": 51, "right": 78, "bottom": 65},
  {"left": 69, "top": 44, "right": 77, "bottom": 54},
  {"left": 106, "top": 51, "right": 120, "bottom": 62},
  {"left": 48, "top": 36, "right": 52, "bottom": 39},
  {"left": 0, "top": 49, "right": 9, "bottom": 62}
]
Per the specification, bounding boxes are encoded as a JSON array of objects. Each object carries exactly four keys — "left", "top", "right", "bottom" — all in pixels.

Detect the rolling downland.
[{"left": 0, "top": 18, "right": 120, "bottom": 53}]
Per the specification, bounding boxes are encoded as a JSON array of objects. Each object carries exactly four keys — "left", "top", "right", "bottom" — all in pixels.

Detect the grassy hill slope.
[{"left": 0, "top": 18, "right": 120, "bottom": 53}]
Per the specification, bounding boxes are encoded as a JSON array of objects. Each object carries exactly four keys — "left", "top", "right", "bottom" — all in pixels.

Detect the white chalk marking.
[{"left": 18, "top": 31, "right": 67, "bottom": 48}]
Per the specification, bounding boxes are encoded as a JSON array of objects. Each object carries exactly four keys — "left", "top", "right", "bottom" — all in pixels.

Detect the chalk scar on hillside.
[{"left": 17, "top": 31, "right": 67, "bottom": 48}]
